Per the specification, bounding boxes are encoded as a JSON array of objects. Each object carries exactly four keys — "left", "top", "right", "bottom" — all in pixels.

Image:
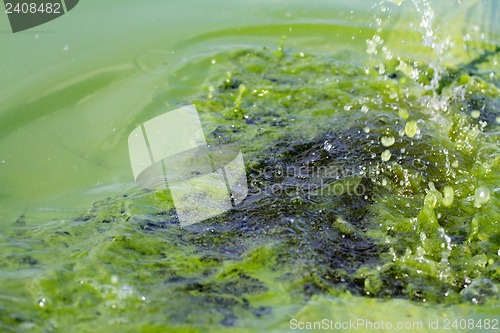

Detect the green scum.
[{"left": 0, "top": 45, "right": 498, "bottom": 332}]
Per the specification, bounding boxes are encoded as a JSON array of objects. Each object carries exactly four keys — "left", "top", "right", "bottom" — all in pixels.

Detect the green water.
[{"left": 0, "top": 0, "right": 499, "bottom": 332}]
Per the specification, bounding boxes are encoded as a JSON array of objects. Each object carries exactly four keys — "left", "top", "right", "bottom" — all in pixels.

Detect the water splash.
[{"left": 366, "top": 0, "right": 459, "bottom": 109}]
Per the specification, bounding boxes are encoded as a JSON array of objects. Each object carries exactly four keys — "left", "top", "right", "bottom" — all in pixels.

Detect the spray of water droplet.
[{"left": 367, "top": 0, "right": 460, "bottom": 111}]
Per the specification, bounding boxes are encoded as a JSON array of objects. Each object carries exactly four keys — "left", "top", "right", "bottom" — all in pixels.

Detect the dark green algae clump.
[{"left": 1, "top": 46, "right": 499, "bottom": 331}]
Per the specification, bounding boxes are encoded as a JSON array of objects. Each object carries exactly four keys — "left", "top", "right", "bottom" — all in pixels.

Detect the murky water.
[{"left": 0, "top": 0, "right": 499, "bottom": 332}]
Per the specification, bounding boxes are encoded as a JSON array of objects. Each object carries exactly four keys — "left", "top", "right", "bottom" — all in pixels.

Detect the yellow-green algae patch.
[{"left": 0, "top": 46, "right": 499, "bottom": 332}]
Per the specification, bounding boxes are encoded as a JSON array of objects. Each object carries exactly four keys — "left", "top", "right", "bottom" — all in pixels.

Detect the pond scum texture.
[{"left": 0, "top": 45, "right": 499, "bottom": 332}]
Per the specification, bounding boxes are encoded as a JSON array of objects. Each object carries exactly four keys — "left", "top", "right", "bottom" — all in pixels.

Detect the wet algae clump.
[{"left": 0, "top": 46, "right": 499, "bottom": 331}]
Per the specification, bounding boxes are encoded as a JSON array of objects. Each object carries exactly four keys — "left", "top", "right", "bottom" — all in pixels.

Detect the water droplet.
[
  {"left": 366, "top": 35, "right": 383, "bottom": 55},
  {"left": 381, "top": 136, "right": 395, "bottom": 147},
  {"left": 442, "top": 185, "right": 454, "bottom": 207},
  {"left": 381, "top": 149, "right": 392, "bottom": 162},
  {"left": 474, "top": 186, "right": 490, "bottom": 208},
  {"left": 323, "top": 141, "right": 334, "bottom": 152},
  {"left": 379, "top": 63, "right": 386, "bottom": 74},
  {"left": 460, "top": 278, "right": 499, "bottom": 304},
  {"left": 405, "top": 121, "right": 418, "bottom": 138},
  {"left": 398, "top": 108, "right": 409, "bottom": 120},
  {"left": 424, "top": 192, "right": 437, "bottom": 209},
  {"left": 471, "top": 110, "right": 480, "bottom": 119}
]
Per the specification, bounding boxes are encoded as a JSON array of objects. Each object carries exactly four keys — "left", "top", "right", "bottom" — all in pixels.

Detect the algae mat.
[{"left": 0, "top": 0, "right": 499, "bottom": 332}]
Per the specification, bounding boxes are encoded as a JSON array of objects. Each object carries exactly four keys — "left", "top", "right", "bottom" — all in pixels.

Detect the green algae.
[{"left": 0, "top": 45, "right": 499, "bottom": 332}]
